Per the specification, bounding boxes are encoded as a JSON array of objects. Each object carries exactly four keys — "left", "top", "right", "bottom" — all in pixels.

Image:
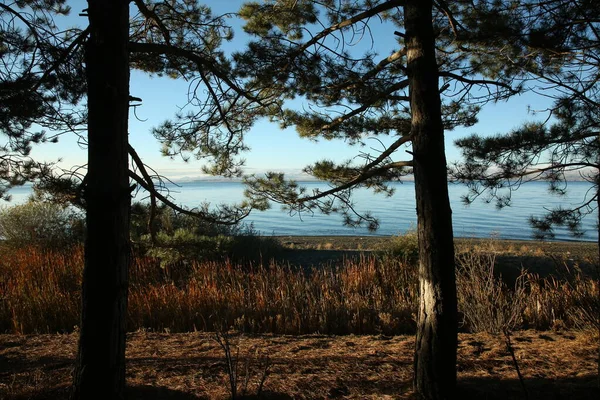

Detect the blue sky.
[{"left": 28, "top": 0, "right": 555, "bottom": 181}]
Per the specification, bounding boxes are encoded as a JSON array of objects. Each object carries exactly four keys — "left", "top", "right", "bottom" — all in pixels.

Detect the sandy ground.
[
  {"left": 274, "top": 236, "right": 598, "bottom": 280},
  {"left": 274, "top": 235, "right": 597, "bottom": 256}
]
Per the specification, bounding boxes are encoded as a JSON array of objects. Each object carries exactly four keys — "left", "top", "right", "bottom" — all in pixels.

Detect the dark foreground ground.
[{"left": 0, "top": 330, "right": 598, "bottom": 399}]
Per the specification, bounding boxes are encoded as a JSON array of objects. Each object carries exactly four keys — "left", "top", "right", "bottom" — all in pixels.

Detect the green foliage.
[
  {"left": 130, "top": 201, "right": 236, "bottom": 241},
  {"left": 141, "top": 228, "right": 283, "bottom": 267},
  {"left": 451, "top": 0, "right": 599, "bottom": 240},
  {"left": 130, "top": 201, "right": 282, "bottom": 266},
  {"left": 377, "top": 230, "right": 419, "bottom": 263},
  {"left": 0, "top": 201, "right": 85, "bottom": 248},
  {"left": 237, "top": 0, "right": 520, "bottom": 230},
  {"left": 129, "top": 1, "right": 266, "bottom": 180}
]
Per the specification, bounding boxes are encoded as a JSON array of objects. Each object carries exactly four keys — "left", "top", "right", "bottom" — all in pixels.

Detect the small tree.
[{"left": 0, "top": 201, "right": 84, "bottom": 247}]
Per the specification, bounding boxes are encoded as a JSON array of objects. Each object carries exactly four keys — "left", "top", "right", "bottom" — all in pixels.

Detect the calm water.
[{"left": 6, "top": 181, "right": 598, "bottom": 242}]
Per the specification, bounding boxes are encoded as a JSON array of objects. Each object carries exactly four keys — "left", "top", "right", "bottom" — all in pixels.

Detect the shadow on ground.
[
  {"left": 126, "top": 385, "right": 293, "bottom": 399},
  {"left": 457, "top": 375, "right": 600, "bottom": 400},
  {"left": 3, "top": 348, "right": 598, "bottom": 400}
]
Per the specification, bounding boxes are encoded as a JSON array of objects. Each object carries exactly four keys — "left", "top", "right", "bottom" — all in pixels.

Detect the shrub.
[
  {"left": 455, "top": 250, "right": 526, "bottom": 333},
  {"left": 130, "top": 202, "right": 239, "bottom": 241},
  {"left": 0, "top": 201, "right": 85, "bottom": 248},
  {"left": 140, "top": 227, "right": 283, "bottom": 267},
  {"left": 522, "top": 267, "right": 600, "bottom": 332},
  {"left": 131, "top": 202, "right": 283, "bottom": 265},
  {"left": 377, "top": 229, "right": 419, "bottom": 262},
  {"left": 1, "top": 242, "right": 597, "bottom": 335}
]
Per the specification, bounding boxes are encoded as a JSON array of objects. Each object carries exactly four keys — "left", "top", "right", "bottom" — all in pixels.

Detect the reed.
[{"left": 0, "top": 244, "right": 597, "bottom": 335}]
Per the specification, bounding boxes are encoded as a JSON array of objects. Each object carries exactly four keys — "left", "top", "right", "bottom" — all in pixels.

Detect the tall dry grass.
[
  {"left": 0, "top": 244, "right": 597, "bottom": 335},
  {"left": 127, "top": 253, "right": 418, "bottom": 335},
  {"left": 0, "top": 246, "right": 82, "bottom": 333}
]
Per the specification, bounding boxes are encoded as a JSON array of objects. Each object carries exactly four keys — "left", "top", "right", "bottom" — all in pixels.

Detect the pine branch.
[
  {"left": 128, "top": 171, "right": 249, "bottom": 225},
  {"left": 297, "top": 159, "right": 412, "bottom": 203},
  {"left": 131, "top": 0, "right": 171, "bottom": 45},
  {"left": 439, "top": 71, "right": 517, "bottom": 93},
  {"left": 128, "top": 145, "right": 158, "bottom": 243},
  {"left": 280, "top": 0, "right": 405, "bottom": 71},
  {"left": 128, "top": 42, "right": 262, "bottom": 105},
  {"left": 361, "top": 48, "right": 407, "bottom": 81},
  {"left": 320, "top": 80, "right": 409, "bottom": 131}
]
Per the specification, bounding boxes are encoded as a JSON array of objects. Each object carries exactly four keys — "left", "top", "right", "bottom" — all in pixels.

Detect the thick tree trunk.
[
  {"left": 72, "top": 0, "right": 130, "bottom": 399},
  {"left": 404, "top": 1, "right": 458, "bottom": 399},
  {"left": 596, "top": 172, "right": 599, "bottom": 389}
]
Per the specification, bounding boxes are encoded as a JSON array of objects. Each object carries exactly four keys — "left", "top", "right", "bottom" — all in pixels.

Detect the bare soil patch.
[{"left": 1, "top": 330, "right": 597, "bottom": 399}]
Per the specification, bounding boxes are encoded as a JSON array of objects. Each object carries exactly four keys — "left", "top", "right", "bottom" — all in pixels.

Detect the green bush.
[
  {"left": 0, "top": 201, "right": 85, "bottom": 248},
  {"left": 130, "top": 202, "right": 238, "bottom": 241},
  {"left": 142, "top": 228, "right": 283, "bottom": 267},
  {"left": 130, "top": 202, "right": 282, "bottom": 266},
  {"left": 377, "top": 229, "right": 419, "bottom": 262}
]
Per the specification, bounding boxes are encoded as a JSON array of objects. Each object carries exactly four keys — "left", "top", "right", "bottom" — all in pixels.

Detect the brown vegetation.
[
  {"left": 0, "top": 237, "right": 598, "bottom": 398},
  {"left": 0, "top": 240, "right": 597, "bottom": 335}
]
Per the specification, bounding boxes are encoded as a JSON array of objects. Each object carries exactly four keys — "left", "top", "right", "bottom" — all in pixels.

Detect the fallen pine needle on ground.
[{"left": 1, "top": 330, "right": 597, "bottom": 399}]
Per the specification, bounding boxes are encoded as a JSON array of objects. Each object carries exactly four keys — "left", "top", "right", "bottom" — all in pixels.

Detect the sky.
[{"left": 27, "top": 0, "right": 556, "bottom": 182}]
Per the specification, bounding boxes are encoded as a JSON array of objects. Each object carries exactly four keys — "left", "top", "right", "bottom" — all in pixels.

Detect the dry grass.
[
  {"left": 0, "top": 238, "right": 598, "bottom": 399},
  {"left": 0, "top": 330, "right": 597, "bottom": 399},
  {"left": 0, "top": 242, "right": 597, "bottom": 335}
]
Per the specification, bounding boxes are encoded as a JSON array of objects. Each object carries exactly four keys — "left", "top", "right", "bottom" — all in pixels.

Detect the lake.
[{"left": 5, "top": 180, "right": 598, "bottom": 242}]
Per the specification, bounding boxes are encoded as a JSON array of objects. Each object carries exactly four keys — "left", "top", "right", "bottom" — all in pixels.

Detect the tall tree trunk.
[
  {"left": 72, "top": 0, "right": 130, "bottom": 398},
  {"left": 405, "top": 1, "right": 458, "bottom": 399},
  {"left": 596, "top": 164, "right": 599, "bottom": 389}
]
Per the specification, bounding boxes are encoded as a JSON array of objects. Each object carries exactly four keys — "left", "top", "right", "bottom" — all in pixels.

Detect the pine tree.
[
  {"left": 2, "top": 1, "right": 261, "bottom": 398},
  {"left": 236, "top": 1, "right": 517, "bottom": 398},
  {"left": 448, "top": 1, "right": 599, "bottom": 385},
  {"left": 451, "top": 0, "right": 599, "bottom": 243},
  {"left": 0, "top": 0, "right": 86, "bottom": 200}
]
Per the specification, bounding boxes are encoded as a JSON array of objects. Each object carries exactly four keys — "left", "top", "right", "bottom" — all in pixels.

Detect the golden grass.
[
  {"left": 0, "top": 239, "right": 598, "bottom": 399},
  {"left": 0, "top": 243, "right": 598, "bottom": 335}
]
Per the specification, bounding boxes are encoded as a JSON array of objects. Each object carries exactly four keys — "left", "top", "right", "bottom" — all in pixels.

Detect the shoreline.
[{"left": 272, "top": 235, "right": 599, "bottom": 264}]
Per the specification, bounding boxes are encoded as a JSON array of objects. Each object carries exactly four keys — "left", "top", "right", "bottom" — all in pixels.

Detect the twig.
[{"left": 503, "top": 328, "right": 528, "bottom": 399}]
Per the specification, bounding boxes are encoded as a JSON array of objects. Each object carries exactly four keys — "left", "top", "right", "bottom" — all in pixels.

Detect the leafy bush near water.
[
  {"left": 0, "top": 244, "right": 597, "bottom": 335},
  {"left": 0, "top": 200, "right": 282, "bottom": 263},
  {"left": 0, "top": 201, "right": 85, "bottom": 248},
  {"left": 131, "top": 202, "right": 283, "bottom": 265},
  {"left": 376, "top": 230, "right": 419, "bottom": 262}
]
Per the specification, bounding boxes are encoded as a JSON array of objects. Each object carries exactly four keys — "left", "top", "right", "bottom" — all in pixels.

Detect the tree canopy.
[
  {"left": 0, "top": 0, "right": 86, "bottom": 200},
  {"left": 234, "top": 1, "right": 526, "bottom": 398},
  {"left": 237, "top": 0, "right": 518, "bottom": 229},
  {"left": 451, "top": 0, "right": 599, "bottom": 240},
  {"left": 1, "top": 0, "right": 270, "bottom": 220},
  {"left": 2, "top": 1, "right": 268, "bottom": 398}
]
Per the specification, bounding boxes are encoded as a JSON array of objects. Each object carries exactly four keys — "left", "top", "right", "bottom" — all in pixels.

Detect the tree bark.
[
  {"left": 72, "top": 0, "right": 131, "bottom": 398},
  {"left": 405, "top": 1, "right": 458, "bottom": 399}
]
